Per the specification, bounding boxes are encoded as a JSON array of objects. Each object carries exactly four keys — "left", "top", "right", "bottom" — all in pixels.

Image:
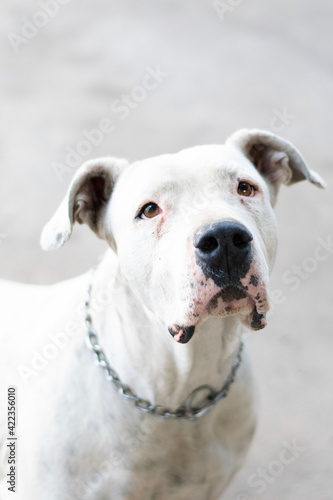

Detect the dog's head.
[{"left": 41, "top": 129, "right": 325, "bottom": 343}]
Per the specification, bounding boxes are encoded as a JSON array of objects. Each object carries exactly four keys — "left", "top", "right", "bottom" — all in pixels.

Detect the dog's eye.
[
  {"left": 139, "top": 202, "right": 161, "bottom": 219},
  {"left": 237, "top": 181, "right": 256, "bottom": 197}
]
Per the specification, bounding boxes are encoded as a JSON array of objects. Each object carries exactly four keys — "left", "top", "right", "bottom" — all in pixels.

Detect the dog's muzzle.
[
  {"left": 168, "top": 221, "right": 266, "bottom": 343},
  {"left": 194, "top": 220, "right": 253, "bottom": 286}
]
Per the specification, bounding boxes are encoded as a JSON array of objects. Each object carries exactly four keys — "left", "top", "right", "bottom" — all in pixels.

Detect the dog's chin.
[
  {"left": 167, "top": 305, "right": 266, "bottom": 345},
  {"left": 206, "top": 284, "right": 269, "bottom": 331},
  {"left": 167, "top": 281, "right": 269, "bottom": 343},
  {"left": 205, "top": 285, "right": 267, "bottom": 329}
]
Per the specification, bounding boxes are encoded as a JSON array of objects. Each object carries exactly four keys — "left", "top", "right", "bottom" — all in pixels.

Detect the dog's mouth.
[
  {"left": 168, "top": 274, "right": 269, "bottom": 344},
  {"left": 207, "top": 283, "right": 268, "bottom": 330}
]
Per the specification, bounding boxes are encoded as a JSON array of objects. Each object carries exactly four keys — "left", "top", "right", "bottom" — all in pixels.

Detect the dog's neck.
[{"left": 89, "top": 250, "right": 244, "bottom": 409}]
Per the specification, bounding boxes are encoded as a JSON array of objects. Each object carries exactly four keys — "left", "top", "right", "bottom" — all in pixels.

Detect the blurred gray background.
[{"left": 1, "top": 0, "right": 332, "bottom": 498}]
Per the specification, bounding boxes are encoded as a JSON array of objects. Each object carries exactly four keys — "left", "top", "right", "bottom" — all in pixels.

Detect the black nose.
[{"left": 194, "top": 221, "right": 253, "bottom": 285}]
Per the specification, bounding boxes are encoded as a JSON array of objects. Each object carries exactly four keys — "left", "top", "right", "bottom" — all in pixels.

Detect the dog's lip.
[
  {"left": 208, "top": 283, "right": 269, "bottom": 331},
  {"left": 168, "top": 324, "right": 196, "bottom": 344},
  {"left": 190, "top": 281, "right": 269, "bottom": 328},
  {"left": 171, "top": 273, "right": 269, "bottom": 337},
  {"left": 167, "top": 283, "right": 268, "bottom": 343}
]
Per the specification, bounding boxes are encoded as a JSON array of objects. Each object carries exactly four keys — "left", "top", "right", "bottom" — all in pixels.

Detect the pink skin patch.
[{"left": 170, "top": 256, "right": 269, "bottom": 340}]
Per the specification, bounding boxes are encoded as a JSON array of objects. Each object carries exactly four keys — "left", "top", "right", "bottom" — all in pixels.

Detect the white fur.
[{"left": 0, "top": 129, "right": 324, "bottom": 499}]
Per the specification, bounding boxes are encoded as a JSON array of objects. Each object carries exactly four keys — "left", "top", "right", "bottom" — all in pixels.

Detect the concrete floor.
[{"left": 1, "top": 0, "right": 332, "bottom": 498}]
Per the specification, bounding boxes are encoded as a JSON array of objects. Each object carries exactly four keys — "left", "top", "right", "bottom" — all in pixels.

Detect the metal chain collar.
[{"left": 84, "top": 274, "right": 244, "bottom": 421}]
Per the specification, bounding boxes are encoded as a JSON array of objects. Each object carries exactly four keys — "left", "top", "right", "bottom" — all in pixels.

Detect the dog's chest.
[
  {"left": 31, "top": 357, "right": 243, "bottom": 500},
  {"left": 60, "top": 407, "right": 233, "bottom": 500}
]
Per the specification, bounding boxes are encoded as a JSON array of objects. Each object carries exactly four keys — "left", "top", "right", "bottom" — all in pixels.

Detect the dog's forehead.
[{"left": 118, "top": 144, "right": 260, "bottom": 195}]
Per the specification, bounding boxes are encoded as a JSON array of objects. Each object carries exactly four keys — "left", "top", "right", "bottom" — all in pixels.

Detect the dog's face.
[
  {"left": 109, "top": 145, "right": 276, "bottom": 341},
  {"left": 41, "top": 129, "right": 325, "bottom": 343}
]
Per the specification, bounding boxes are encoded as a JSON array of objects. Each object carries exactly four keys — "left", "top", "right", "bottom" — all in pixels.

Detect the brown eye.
[
  {"left": 140, "top": 202, "right": 160, "bottom": 219},
  {"left": 237, "top": 181, "right": 255, "bottom": 197}
]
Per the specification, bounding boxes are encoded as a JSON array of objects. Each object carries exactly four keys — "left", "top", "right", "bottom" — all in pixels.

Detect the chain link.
[{"left": 85, "top": 271, "right": 244, "bottom": 421}]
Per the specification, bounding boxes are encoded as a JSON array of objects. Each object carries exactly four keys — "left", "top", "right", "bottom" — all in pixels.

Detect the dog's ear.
[
  {"left": 226, "top": 128, "right": 326, "bottom": 204},
  {"left": 40, "top": 157, "right": 129, "bottom": 251}
]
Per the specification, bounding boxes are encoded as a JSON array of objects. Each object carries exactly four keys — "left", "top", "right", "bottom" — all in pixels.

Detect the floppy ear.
[
  {"left": 226, "top": 128, "right": 326, "bottom": 204},
  {"left": 40, "top": 157, "right": 129, "bottom": 251}
]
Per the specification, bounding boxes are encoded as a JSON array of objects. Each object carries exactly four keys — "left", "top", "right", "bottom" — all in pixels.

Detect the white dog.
[{"left": 0, "top": 129, "right": 325, "bottom": 500}]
